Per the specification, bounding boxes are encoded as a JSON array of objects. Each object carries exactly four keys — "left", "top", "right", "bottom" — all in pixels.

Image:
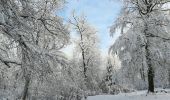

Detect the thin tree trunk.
[
  {"left": 168, "top": 68, "right": 170, "bottom": 88},
  {"left": 20, "top": 39, "right": 32, "bottom": 100},
  {"left": 82, "top": 49, "right": 88, "bottom": 90},
  {"left": 21, "top": 75, "right": 30, "bottom": 100},
  {"left": 79, "top": 32, "right": 87, "bottom": 86},
  {"left": 82, "top": 50, "right": 87, "bottom": 79}
]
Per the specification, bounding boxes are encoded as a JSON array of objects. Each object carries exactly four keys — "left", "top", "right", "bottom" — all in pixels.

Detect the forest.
[{"left": 0, "top": 0, "right": 170, "bottom": 100}]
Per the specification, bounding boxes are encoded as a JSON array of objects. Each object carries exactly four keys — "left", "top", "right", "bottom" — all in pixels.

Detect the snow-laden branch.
[{"left": 0, "top": 56, "right": 21, "bottom": 67}]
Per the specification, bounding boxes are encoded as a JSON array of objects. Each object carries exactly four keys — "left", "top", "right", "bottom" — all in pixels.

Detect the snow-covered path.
[{"left": 87, "top": 90, "right": 170, "bottom": 100}]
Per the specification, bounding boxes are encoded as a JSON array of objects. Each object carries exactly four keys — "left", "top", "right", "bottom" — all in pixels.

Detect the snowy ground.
[{"left": 87, "top": 89, "right": 170, "bottom": 100}]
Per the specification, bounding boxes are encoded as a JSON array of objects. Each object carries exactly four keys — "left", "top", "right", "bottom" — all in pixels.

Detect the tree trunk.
[
  {"left": 82, "top": 50, "right": 88, "bottom": 90},
  {"left": 147, "top": 66, "right": 154, "bottom": 92},
  {"left": 82, "top": 50, "right": 87, "bottom": 79},
  {"left": 20, "top": 40, "right": 32, "bottom": 100},
  {"left": 146, "top": 43, "right": 154, "bottom": 92},
  {"left": 168, "top": 68, "right": 170, "bottom": 88},
  {"left": 144, "top": 24, "right": 154, "bottom": 93},
  {"left": 21, "top": 75, "right": 30, "bottom": 100}
]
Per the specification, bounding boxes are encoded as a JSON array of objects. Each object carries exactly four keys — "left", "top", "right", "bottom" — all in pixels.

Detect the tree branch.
[{"left": 0, "top": 56, "right": 21, "bottom": 68}]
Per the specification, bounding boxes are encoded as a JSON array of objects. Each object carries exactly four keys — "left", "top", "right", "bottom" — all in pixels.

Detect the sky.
[{"left": 59, "top": 0, "right": 122, "bottom": 57}]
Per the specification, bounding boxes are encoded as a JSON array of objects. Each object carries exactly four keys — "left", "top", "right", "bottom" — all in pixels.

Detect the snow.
[{"left": 87, "top": 89, "right": 170, "bottom": 100}]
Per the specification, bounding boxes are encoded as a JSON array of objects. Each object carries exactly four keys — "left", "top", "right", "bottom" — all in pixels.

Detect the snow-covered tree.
[
  {"left": 69, "top": 13, "right": 102, "bottom": 93},
  {"left": 0, "top": 0, "right": 72, "bottom": 99},
  {"left": 110, "top": 0, "right": 170, "bottom": 92},
  {"left": 105, "top": 57, "right": 114, "bottom": 93}
]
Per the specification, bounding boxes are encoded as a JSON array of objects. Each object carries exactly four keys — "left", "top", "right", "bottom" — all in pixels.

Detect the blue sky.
[{"left": 59, "top": 0, "right": 122, "bottom": 57}]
